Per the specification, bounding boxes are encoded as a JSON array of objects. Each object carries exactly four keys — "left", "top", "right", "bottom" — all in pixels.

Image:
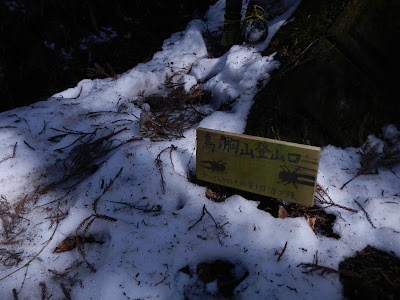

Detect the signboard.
[{"left": 196, "top": 128, "right": 321, "bottom": 207}]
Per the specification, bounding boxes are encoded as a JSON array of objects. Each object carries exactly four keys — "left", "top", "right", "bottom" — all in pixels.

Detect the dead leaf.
[
  {"left": 54, "top": 236, "right": 77, "bottom": 253},
  {"left": 205, "top": 188, "right": 226, "bottom": 202},
  {"left": 307, "top": 217, "right": 316, "bottom": 229},
  {"left": 53, "top": 235, "right": 103, "bottom": 253},
  {"left": 278, "top": 206, "right": 288, "bottom": 218}
]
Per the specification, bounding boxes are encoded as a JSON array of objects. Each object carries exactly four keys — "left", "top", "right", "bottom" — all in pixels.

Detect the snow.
[{"left": 0, "top": 0, "right": 399, "bottom": 299}]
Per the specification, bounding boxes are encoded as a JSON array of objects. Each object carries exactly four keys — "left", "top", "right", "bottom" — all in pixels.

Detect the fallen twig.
[
  {"left": 277, "top": 241, "right": 288, "bottom": 262},
  {"left": 17, "top": 266, "right": 29, "bottom": 293},
  {"left": 39, "top": 121, "right": 47, "bottom": 134},
  {"left": 299, "top": 250, "right": 360, "bottom": 278},
  {"left": 155, "top": 145, "right": 178, "bottom": 194},
  {"left": 378, "top": 268, "right": 397, "bottom": 287},
  {"left": 39, "top": 282, "right": 47, "bottom": 300},
  {"left": 341, "top": 140, "right": 400, "bottom": 189},
  {"left": 93, "top": 168, "right": 123, "bottom": 213},
  {"left": 87, "top": 62, "right": 116, "bottom": 79},
  {"left": 298, "top": 262, "right": 360, "bottom": 278},
  {"left": 8, "top": 114, "right": 31, "bottom": 132},
  {"left": 354, "top": 199, "right": 376, "bottom": 228},
  {"left": 0, "top": 218, "right": 60, "bottom": 282},
  {"left": 155, "top": 156, "right": 166, "bottom": 194},
  {"left": 64, "top": 128, "right": 127, "bottom": 178},
  {"left": 54, "top": 129, "right": 97, "bottom": 152},
  {"left": 74, "top": 214, "right": 116, "bottom": 272},
  {"left": 23, "top": 141, "right": 35, "bottom": 151},
  {"left": 60, "top": 283, "right": 72, "bottom": 300},
  {"left": 34, "top": 192, "right": 71, "bottom": 208},
  {"left": 12, "top": 288, "right": 18, "bottom": 300},
  {"left": 188, "top": 204, "right": 227, "bottom": 245},
  {"left": 107, "top": 200, "right": 162, "bottom": 214},
  {"left": 0, "top": 142, "right": 17, "bottom": 164},
  {"left": 314, "top": 183, "right": 357, "bottom": 212},
  {"left": 278, "top": 35, "right": 333, "bottom": 77}
]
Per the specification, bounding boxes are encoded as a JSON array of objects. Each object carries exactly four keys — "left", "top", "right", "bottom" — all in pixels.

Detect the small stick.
[
  {"left": 277, "top": 241, "right": 288, "bottom": 262},
  {"left": 188, "top": 205, "right": 226, "bottom": 245},
  {"left": 0, "top": 142, "right": 18, "bottom": 164},
  {"left": 60, "top": 283, "right": 72, "bottom": 300},
  {"left": 75, "top": 214, "right": 116, "bottom": 272},
  {"left": 378, "top": 268, "right": 396, "bottom": 287},
  {"left": 188, "top": 205, "right": 207, "bottom": 231},
  {"left": 315, "top": 184, "right": 358, "bottom": 212},
  {"left": 23, "top": 141, "right": 35, "bottom": 150},
  {"left": 340, "top": 174, "right": 360, "bottom": 190},
  {"left": 155, "top": 276, "right": 167, "bottom": 286},
  {"left": 39, "top": 282, "right": 47, "bottom": 300},
  {"left": 155, "top": 146, "right": 177, "bottom": 194},
  {"left": 107, "top": 200, "right": 162, "bottom": 213},
  {"left": 39, "top": 121, "right": 47, "bottom": 134},
  {"left": 354, "top": 199, "right": 376, "bottom": 228},
  {"left": 188, "top": 205, "right": 222, "bottom": 231},
  {"left": 17, "top": 266, "right": 29, "bottom": 293},
  {"left": 155, "top": 157, "right": 166, "bottom": 194},
  {"left": 298, "top": 262, "right": 360, "bottom": 277},
  {"left": 93, "top": 167, "right": 123, "bottom": 213},
  {"left": 0, "top": 218, "right": 60, "bottom": 281}
]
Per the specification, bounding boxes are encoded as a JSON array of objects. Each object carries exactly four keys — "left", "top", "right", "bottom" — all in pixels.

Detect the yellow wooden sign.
[{"left": 196, "top": 128, "right": 321, "bottom": 207}]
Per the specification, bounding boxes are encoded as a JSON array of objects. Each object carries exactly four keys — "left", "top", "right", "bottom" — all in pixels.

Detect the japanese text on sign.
[{"left": 196, "top": 128, "right": 321, "bottom": 207}]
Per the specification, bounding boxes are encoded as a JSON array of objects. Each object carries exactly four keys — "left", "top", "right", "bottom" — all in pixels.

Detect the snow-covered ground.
[{"left": 0, "top": 1, "right": 399, "bottom": 299}]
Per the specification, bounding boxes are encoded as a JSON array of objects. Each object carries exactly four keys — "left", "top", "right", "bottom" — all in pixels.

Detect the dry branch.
[
  {"left": 278, "top": 35, "right": 334, "bottom": 78},
  {"left": 188, "top": 204, "right": 227, "bottom": 245},
  {"left": 155, "top": 145, "right": 178, "bottom": 194},
  {"left": 93, "top": 168, "right": 123, "bottom": 213},
  {"left": 63, "top": 129, "right": 127, "bottom": 178},
  {"left": 139, "top": 88, "right": 210, "bottom": 140},
  {"left": 12, "top": 288, "right": 18, "bottom": 300},
  {"left": 299, "top": 250, "right": 360, "bottom": 278},
  {"left": 155, "top": 156, "right": 166, "bottom": 194},
  {"left": 87, "top": 62, "right": 116, "bottom": 79},
  {"left": 354, "top": 199, "right": 376, "bottom": 228},
  {"left": 0, "top": 142, "right": 17, "bottom": 164},
  {"left": 298, "top": 262, "right": 360, "bottom": 278},
  {"left": 8, "top": 114, "right": 31, "bottom": 132},
  {"left": 34, "top": 192, "right": 71, "bottom": 208},
  {"left": 74, "top": 214, "right": 116, "bottom": 272},
  {"left": 0, "top": 218, "right": 60, "bottom": 282},
  {"left": 314, "top": 183, "right": 357, "bottom": 212},
  {"left": 107, "top": 200, "right": 162, "bottom": 214},
  {"left": 39, "top": 282, "right": 47, "bottom": 300},
  {"left": 60, "top": 283, "right": 72, "bottom": 300},
  {"left": 341, "top": 140, "right": 400, "bottom": 189},
  {"left": 48, "top": 261, "right": 84, "bottom": 281},
  {"left": 277, "top": 241, "right": 288, "bottom": 262},
  {"left": 23, "top": 141, "right": 35, "bottom": 151}
]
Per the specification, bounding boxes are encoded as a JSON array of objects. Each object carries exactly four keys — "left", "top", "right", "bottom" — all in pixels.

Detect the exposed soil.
[
  {"left": 339, "top": 246, "right": 400, "bottom": 300},
  {"left": 179, "top": 259, "right": 249, "bottom": 298}
]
